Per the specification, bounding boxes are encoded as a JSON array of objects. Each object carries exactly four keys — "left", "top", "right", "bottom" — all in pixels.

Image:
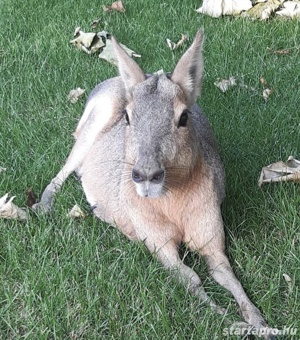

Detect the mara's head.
[{"left": 112, "top": 30, "right": 204, "bottom": 198}]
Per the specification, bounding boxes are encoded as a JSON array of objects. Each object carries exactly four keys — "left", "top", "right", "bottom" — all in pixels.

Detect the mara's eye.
[
  {"left": 178, "top": 110, "right": 189, "bottom": 128},
  {"left": 124, "top": 110, "right": 130, "bottom": 125}
]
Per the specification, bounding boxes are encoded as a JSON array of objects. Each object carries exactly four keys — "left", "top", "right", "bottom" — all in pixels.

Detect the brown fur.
[{"left": 33, "top": 30, "right": 278, "bottom": 339}]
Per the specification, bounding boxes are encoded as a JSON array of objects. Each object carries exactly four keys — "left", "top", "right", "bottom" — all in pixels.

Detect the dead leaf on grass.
[
  {"left": 70, "top": 27, "right": 105, "bottom": 54},
  {"left": 103, "top": 1, "right": 125, "bottom": 12},
  {"left": 91, "top": 18, "right": 102, "bottom": 29},
  {"left": 67, "top": 204, "right": 86, "bottom": 218},
  {"left": 196, "top": 0, "right": 299, "bottom": 19},
  {"left": 260, "top": 77, "right": 273, "bottom": 101},
  {"left": 0, "top": 193, "right": 28, "bottom": 221},
  {"left": 154, "top": 69, "right": 166, "bottom": 76},
  {"left": 267, "top": 47, "right": 291, "bottom": 55},
  {"left": 99, "top": 38, "right": 141, "bottom": 66},
  {"left": 25, "top": 188, "right": 37, "bottom": 208},
  {"left": 214, "top": 77, "right": 237, "bottom": 92},
  {"left": 70, "top": 28, "right": 141, "bottom": 65},
  {"left": 166, "top": 34, "right": 188, "bottom": 50},
  {"left": 196, "top": 0, "right": 253, "bottom": 17},
  {"left": 276, "top": 1, "right": 300, "bottom": 18},
  {"left": 67, "top": 88, "right": 86, "bottom": 103},
  {"left": 283, "top": 273, "right": 293, "bottom": 293},
  {"left": 258, "top": 156, "right": 300, "bottom": 186},
  {"left": 262, "top": 88, "right": 273, "bottom": 101},
  {"left": 244, "top": 0, "right": 283, "bottom": 20}
]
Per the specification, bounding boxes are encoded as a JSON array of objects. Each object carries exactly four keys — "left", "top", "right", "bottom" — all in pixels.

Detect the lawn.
[{"left": 0, "top": 0, "right": 299, "bottom": 339}]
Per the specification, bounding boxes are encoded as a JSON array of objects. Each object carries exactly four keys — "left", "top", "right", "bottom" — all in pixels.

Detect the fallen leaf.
[
  {"left": 197, "top": 0, "right": 300, "bottom": 19},
  {"left": 262, "top": 88, "right": 273, "bottom": 101},
  {"left": 196, "top": 0, "right": 222, "bottom": 17},
  {"left": 98, "top": 30, "right": 110, "bottom": 40},
  {"left": 91, "top": 18, "right": 102, "bottom": 29},
  {"left": 25, "top": 188, "right": 37, "bottom": 208},
  {"left": 166, "top": 34, "right": 188, "bottom": 50},
  {"left": 283, "top": 273, "right": 293, "bottom": 293},
  {"left": 154, "top": 69, "right": 165, "bottom": 76},
  {"left": 73, "top": 26, "right": 81, "bottom": 36},
  {"left": 70, "top": 28, "right": 105, "bottom": 54},
  {"left": 0, "top": 166, "right": 6, "bottom": 173},
  {"left": 258, "top": 156, "right": 300, "bottom": 186},
  {"left": 244, "top": 0, "right": 283, "bottom": 20},
  {"left": 222, "top": 0, "right": 253, "bottom": 15},
  {"left": 67, "top": 88, "right": 86, "bottom": 103},
  {"left": 166, "top": 39, "right": 176, "bottom": 50},
  {"left": 0, "top": 193, "right": 28, "bottom": 221},
  {"left": 70, "top": 28, "right": 141, "bottom": 65},
  {"left": 260, "top": 77, "right": 273, "bottom": 101},
  {"left": 214, "top": 77, "right": 237, "bottom": 92},
  {"left": 99, "top": 38, "right": 141, "bottom": 66},
  {"left": 196, "top": 0, "right": 252, "bottom": 17},
  {"left": 103, "top": 1, "right": 125, "bottom": 12},
  {"left": 260, "top": 77, "right": 269, "bottom": 87},
  {"left": 276, "top": 1, "right": 300, "bottom": 17},
  {"left": 267, "top": 47, "right": 291, "bottom": 55},
  {"left": 67, "top": 204, "right": 86, "bottom": 218}
]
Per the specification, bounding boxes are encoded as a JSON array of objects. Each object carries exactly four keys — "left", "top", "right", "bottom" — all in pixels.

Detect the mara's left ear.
[
  {"left": 171, "top": 29, "right": 204, "bottom": 106},
  {"left": 112, "top": 36, "right": 146, "bottom": 98}
]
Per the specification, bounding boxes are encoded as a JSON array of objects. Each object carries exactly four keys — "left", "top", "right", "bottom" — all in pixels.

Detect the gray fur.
[{"left": 33, "top": 30, "right": 277, "bottom": 339}]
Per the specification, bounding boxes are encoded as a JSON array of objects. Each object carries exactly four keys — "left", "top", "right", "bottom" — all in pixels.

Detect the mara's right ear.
[
  {"left": 171, "top": 29, "right": 204, "bottom": 106},
  {"left": 112, "top": 37, "right": 146, "bottom": 98}
]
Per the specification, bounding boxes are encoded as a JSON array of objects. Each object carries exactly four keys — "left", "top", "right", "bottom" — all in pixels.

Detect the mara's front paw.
[{"left": 32, "top": 200, "right": 53, "bottom": 214}]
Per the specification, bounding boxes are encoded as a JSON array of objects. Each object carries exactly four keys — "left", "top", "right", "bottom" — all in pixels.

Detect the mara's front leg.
[
  {"left": 186, "top": 209, "right": 278, "bottom": 339},
  {"left": 33, "top": 94, "right": 121, "bottom": 213},
  {"left": 133, "top": 219, "right": 226, "bottom": 316}
]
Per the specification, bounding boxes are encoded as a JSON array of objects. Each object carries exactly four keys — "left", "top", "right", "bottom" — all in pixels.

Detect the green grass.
[{"left": 0, "top": 0, "right": 299, "bottom": 338}]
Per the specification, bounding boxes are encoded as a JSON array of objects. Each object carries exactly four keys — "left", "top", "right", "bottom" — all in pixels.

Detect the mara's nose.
[{"left": 132, "top": 168, "right": 165, "bottom": 184}]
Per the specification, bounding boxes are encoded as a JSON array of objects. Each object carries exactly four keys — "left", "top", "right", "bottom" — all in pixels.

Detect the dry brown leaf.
[
  {"left": 91, "top": 18, "right": 102, "bottom": 29},
  {"left": 154, "top": 69, "right": 165, "bottom": 76},
  {"left": 260, "top": 77, "right": 273, "bottom": 101},
  {"left": 283, "top": 273, "right": 293, "bottom": 293},
  {"left": 197, "top": 0, "right": 299, "bottom": 18},
  {"left": 276, "top": 1, "right": 300, "bottom": 17},
  {"left": 214, "top": 77, "right": 237, "bottom": 92},
  {"left": 244, "top": 0, "right": 283, "bottom": 20},
  {"left": 25, "top": 188, "right": 37, "bottom": 208},
  {"left": 260, "top": 77, "right": 269, "bottom": 87},
  {"left": 70, "top": 28, "right": 96, "bottom": 52},
  {"left": 0, "top": 193, "right": 28, "bottom": 221},
  {"left": 103, "top": 1, "right": 125, "bottom": 12},
  {"left": 262, "top": 88, "right": 273, "bottom": 101},
  {"left": 99, "top": 38, "right": 141, "bottom": 66},
  {"left": 70, "top": 28, "right": 105, "bottom": 54},
  {"left": 258, "top": 156, "right": 300, "bottom": 186},
  {"left": 70, "top": 28, "right": 141, "bottom": 66},
  {"left": 67, "top": 204, "right": 86, "bottom": 218},
  {"left": 67, "top": 88, "right": 86, "bottom": 103},
  {"left": 267, "top": 47, "right": 291, "bottom": 55},
  {"left": 196, "top": 0, "right": 252, "bottom": 17},
  {"left": 166, "top": 34, "right": 188, "bottom": 50}
]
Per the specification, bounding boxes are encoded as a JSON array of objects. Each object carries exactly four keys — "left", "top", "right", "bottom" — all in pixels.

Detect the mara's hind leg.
[
  {"left": 146, "top": 237, "right": 226, "bottom": 316},
  {"left": 201, "top": 247, "right": 279, "bottom": 339},
  {"left": 185, "top": 209, "right": 278, "bottom": 339},
  {"left": 33, "top": 95, "right": 120, "bottom": 213}
]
